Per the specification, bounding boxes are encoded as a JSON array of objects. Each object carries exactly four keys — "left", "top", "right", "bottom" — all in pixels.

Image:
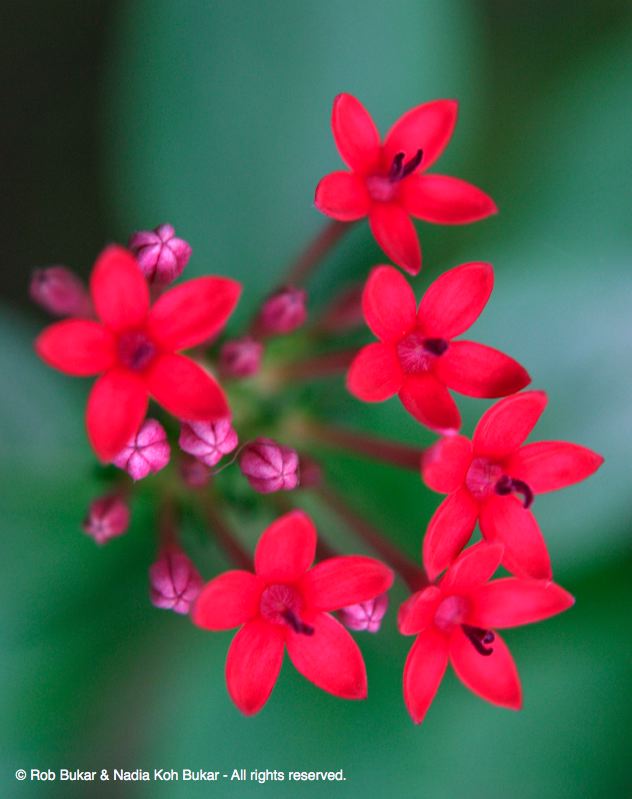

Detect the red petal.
[
  {"left": 440, "top": 541, "right": 504, "bottom": 595},
  {"left": 148, "top": 277, "right": 241, "bottom": 351},
  {"left": 403, "top": 627, "right": 449, "bottom": 724},
  {"left": 506, "top": 441, "right": 604, "bottom": 494},
  {"left": 331, "top": 93, "right": 381, "bottom": 174},
  {"left": 423, "top": 489, "right": 479, "bottom": 580},
  {"left": 146, "top": 353, "right": 229, "bottom": 420},
  {"left": 35, "top": 320, "right": 115, "bottom": 376},
  {"left": 384, "top": 99, "right": 458, "bottom": 172},
  {"left": 225, "top": 619, "right": 285, "bottom": 715},
  {"left": 473, "top": 391, "right": 548, "bottom": 458},
  {"left": 479, "top": 495, "right": 552, "bottom": 580},
  {"left": 369, "top": 204, "right": 421, "bottom": 275},
  {"left": 417, "top": 261, "right": 493, "bottom": 339},
  {"left": 300, "top": 556, "right": 393, "bottom": 612},
  {"left": 422, "top": 434, "right": 473, "bottom": 493},
  {"left": 399, "top": 374, "right": 460, "bottom": 432},
  {"left": 192, "top": 571, "right": 264, "bottom": 630},
  {"left": 86, "top": 369, "right": 148, "bottom": 461},
  {"left": 347, "top": 343, "right": 402, "bottom": 401},
  {"left": 254, "top": 510, "right": 316, "bottom": 582},
  {"left": 362, "top": 265, "right": 417, "bottom": 342},
  {"left": 436, "top": 341, "right": 531, "bottom": 398},
  {"left": 470, "top": 578, "right": 575, "bottom": 629},
  {"left": 286, "top": 612, "right": 367, "bottom": 699},
  {"left": 90, "top": 245, "right": 149, "bottom": 331},
  {"left": 449, "top": 627, "right": 522, "bottom": 710},
  {"left": 401, "top": 174, "right": 497, "bottom": 223},
  {"left": 398, "top": 586, "right": 441, "bottom": 636},
  {"left": 314, "top": 171, "right": 371, "bottom": 220}
]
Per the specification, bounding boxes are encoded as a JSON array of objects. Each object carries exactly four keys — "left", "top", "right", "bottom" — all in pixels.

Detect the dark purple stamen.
[
  {"left": 462, "top": 624, "right": 495, "bottom": 656},
  {"left": 388, "top": 153, "right": 405, "bottom": 180},
  {"left": 495, "top": 475, "right": 534, "bottom": 509},
  {"left": 388, "top": 149, "right": 423, "bottom": 182},
  {"left": 423, "top": 338, "right": 449, "bottom": 356},
  {"left": 282, "top": 609, "right": 314, "bottom": 636}
]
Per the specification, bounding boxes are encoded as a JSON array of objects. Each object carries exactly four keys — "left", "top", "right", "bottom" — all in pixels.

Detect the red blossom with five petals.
[
  {"left": 347, "top": 263, "right": 530, "bottom": 432},
  {"left": 35, "top": 245, "right": 241, "bottom": 461},
  {"left": 315, "top": 93, "right": 497, "bottom": 274},
  {"left": 192, "top": 510, "right": 394, "bottom": 715},
  {"left": 421, "top": 391, "right": 604, "bottom": 581},
  {"left": 398, "top": 541, "right": 574, "bottom": 724}
]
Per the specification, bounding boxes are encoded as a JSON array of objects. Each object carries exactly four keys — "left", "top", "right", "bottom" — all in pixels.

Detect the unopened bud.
[
  {"left": 112, "top": 419, "right": 170, "bottom": 480},
  {"left": 258, "top": 286, "right": 307, "bottom": 334},
  {"left": 149, "top": 549, "right": 203, "bottom": 614},
  {"left": 179, "top": 455, "right": 212, "bottom": 488},
  {"left": 30, "top": 266, "right": 92, "bottom": 317},
  {"left": 219, "top": 336, "right": 263, "bottom": 378},
  {"left": 179, "top": 418, "right": 238, "bottom": 467},
  {"left": 82, "top": 493, "right": 130, "bottom": 544},
  {"left": 338, "top": 593, "right": 389, "bottom": 633},
  {"left": 128, "top": 223, "right": 192, "bottom": 285},
  {"left": 239, "top": 437, "right": 299, "bottom": 493}
]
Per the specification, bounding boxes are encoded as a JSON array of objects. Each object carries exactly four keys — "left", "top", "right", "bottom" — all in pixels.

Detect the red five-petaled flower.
[
  {"left": 35, "top": 245, "right": 241, "bottom": 461},
  {"left": 422, "top": 391, "right": 604, "bottom": 580},
  {"left": 192, "top": 511, "right": 394, "bottom": 715},
  {"left": 347, "top": 263, "right": 530, "bottom": 432},
  {"left": 315, "top": 94, "right": 497, "bottom": 274},
  {"left": 398, "top": 541, "right": 574, "bottom": 724}
]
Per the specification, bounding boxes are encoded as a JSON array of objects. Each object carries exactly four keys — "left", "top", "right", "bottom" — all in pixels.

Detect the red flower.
[
  {"left": 398, "top": 541, "right": 574, "bottom": 724},
  {"left": 422, "top": 391, "right": 604, "bottom": 580},
  {"left": 35, "top": 245, "right": 241, "bottom": 461},
  {"left": 315, "top": 94, "right": 497, "bottom": 274},
  {"left": 192, "top": 510, "right": 394, "bottom": 715},
  {"left": 347, "top": 264, "right": 530, "bottom": 432}
]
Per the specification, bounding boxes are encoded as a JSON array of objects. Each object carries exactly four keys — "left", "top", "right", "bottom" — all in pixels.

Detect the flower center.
[
  {"left": 434, "top": 595, "right": 469, "bottom": 631},
  {"left": 117, "top": 330, "right": 157, "bottom": 372},
  {"left": 366, "top": 149, "right": 424, "bottom": 203},
  {"left": 259, "top": 584, "right": 314, "bottom": 635},
  {"left": 462, "top": 624, "right": 495, "bottom": 656},
  {"left": 396, "top": 332, "right": 448, "bottom": 374},
  {"left": 465, "top": 458, "right": 534, "bottom": 508}
]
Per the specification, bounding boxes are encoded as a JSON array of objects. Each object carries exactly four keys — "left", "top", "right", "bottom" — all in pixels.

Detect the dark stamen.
[
  {"left": 400, "top": 148, "right": 424, "bottom": 178},
  {"left": 282, "top": 609, "right": 315, "bottom": 636},
  {"left": 388, "top": 152, "right": 405, "bottom": 180},
  {"left": 495, "top": 475, "right": 534, "bottom": 509},
  {"left": 462, "top": 624, "right": 495, "bottom": 656},
  {"left": 423, "top": 337, "right": 449, "bottom": 356}
]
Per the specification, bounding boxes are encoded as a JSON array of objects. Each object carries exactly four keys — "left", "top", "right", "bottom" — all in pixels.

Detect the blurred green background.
[{"left": 2, "top": 1, "right": 631, "bottom": 797}]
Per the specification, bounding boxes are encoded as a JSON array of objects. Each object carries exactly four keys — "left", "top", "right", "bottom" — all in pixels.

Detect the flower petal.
[
  {"left": 479, "top": 495, "right": 552, "bottom": 580},
  {"left": 314, "top": 171, "right": 371, "bottom": 220},
  {"left": 401, "top": 174, "right": 497, "bottom": 223},
  {"left": 417, "top": 261, "right": 493, "bottom": 339},
  {"left": 148, "top": 277, "right": 241, "bottom": 351},
  {"left": 90, "top": 245, "right": 149, "bottom": 331},
  {"left": 300, "top": 556, "right": 393, "bottom": 612},
  {"left": 436, "top": 341, "right": 530, "bottom": 398},
  {"left": 398, "top": 586, "right": 442, "bottom": 636},
  {"left": 470, "top": 578, "right": 575, "bottom": 629},
  {"left": 505, "top": 441, "right": 604, "bottom": 494},
  {"left": 254, "top": 510, "right": 317, "bottom": 582},
  {"left": 473, "top": 391, "right": 548, "bottom": 458},
  {"left": 347, "top": 343, "right": 403, "bottom": 401},
  {"left": 440, "top": 541, "right": 504, "bottom": 595},
  {"left": 35, "top": 320, "right": 115, "bottom": 376},
  {"left": 384, "top": 99, "right": 458, "bottom": 172},
  {"left": 146, "top": 353, "right": 229, "bottom": 420},
  {"left": 423, "top": 489, "right": 479, "bottom": 580},
  {"left": 403, "top": 627, "right": 449, "bottom": 724},
  {"left": 399, "top": 374, "right": 460, "bottom": 432},
  {"left": 225, "top": 619, "right": 285, "bottom": 716},
  {"left": 192, "top": 571, "right": 264, "bottom": 630},
  {"left": 422, "top": 434, "right": 473, "bottom": 493},
  {"left": 369, "top": 204, "right": 421, "bottom": 275},
  {"left": 449, "top": 627, "right": 522, "bottom": 710},
  {"left": 361, "top": 265, "right": 417, "bottom": 342},
  {"left": 286, "top": 612, "right": 367, "bottom": 699},
  {"left": 331, "top": 93, "right": 381, "bottom": 174},
  {"left": 86, "top": 368, "right": 148, "bottom": 461}
]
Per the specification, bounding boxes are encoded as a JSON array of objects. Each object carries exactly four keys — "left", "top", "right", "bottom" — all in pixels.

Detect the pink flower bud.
[
  {"left": 178, "top": 418, "right": 238, "bottom": 467},
  {"left": 239, "top": 437, "right": 299, "bottom": 493},
  {"left": 82, "top": 494, "right": 130, "bottom": 544},
  {"left": 112, "top": 419, "right": 170, "bottom": 480},
  {"left": 149, "top": 549, "right": 203, "bottom": 614},
  {"left": 219, "top": 336, "right": 263, "bottom": 378},
  {"left": 30, "top": 266, "right": 92, "bottom": 317},
  {"left": 128, "top": 223, "right": 192, "bottom": 285},
  {"left": 179, "top": 455, "right": 212, "bottom": 488},
  {"left": 338, "top": 593, "right": 389, "bottom": 633},
  {"left": 258, "top": 286, "right": 307, "bottom": 334}
]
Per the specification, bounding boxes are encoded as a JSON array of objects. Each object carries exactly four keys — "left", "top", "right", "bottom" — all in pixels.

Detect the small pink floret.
[
  {"left": 258, "top": 286, "right": 307, "bottom": 334},
  {"left": 82, "top": 493, "right": 130, "bottom": 544},
  {"left": 339, "top": 592, "right": 389, "bottom": 633},
  {"left": 239, "top": 437, "right": 300, "bottom": 493},
  {"left": 149, "top": 549, "right": 203, "bottom": 614},
  {"left": 30, "top": 266, "right": 93, "bottom": 318},
  {"left": 179, "top": 417, "right": 238, "bottom": 467},
  {"left": 128, "top": 223, "right": 192, "bottom": 285},
  {"left": 219, "top": 337, "right": 263, "bottom": 378},
  {"left": 112, "top": 419, "right": 171, "bottom": 480}
]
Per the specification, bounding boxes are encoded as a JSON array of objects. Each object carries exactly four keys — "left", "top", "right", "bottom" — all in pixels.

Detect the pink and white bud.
[
  {"left": 149, "top": 549, "right": 203, "bottom": 614},
  {"left": 179, "top": 455, "right": 212, "bottom": 488},
  {"left": 82, "top": 493, "right": 130, "bottom": 544},
  {"left": 179, "top": 418, "right": 238, "bottom": 467},
  {"left": 219, "top": 336, "right": 263, "bottom": 378},
  {"left": 128, "top": 223, "right": 192, "bottom": 286},
  {"left": 30, "top": 266, "right": 92, "bottom": 318},
  {"left": 338, "top": 593, "right": 389, "bottom": 633},
  {"left": 112, "top": 419, "right": 170, "bottom": 480},
  {"left": 239, "top": 437, "right": 299, "bottom": 493},
  {"left": 258, "top": 286, "right": 307, "bottom": 334}
]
